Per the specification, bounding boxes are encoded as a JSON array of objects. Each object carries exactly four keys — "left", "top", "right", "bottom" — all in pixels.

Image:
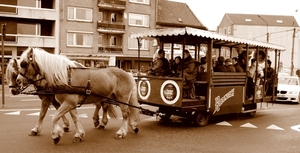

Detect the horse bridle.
[{"left": 17, "top": 59, "right": 45, "bottom": 90}]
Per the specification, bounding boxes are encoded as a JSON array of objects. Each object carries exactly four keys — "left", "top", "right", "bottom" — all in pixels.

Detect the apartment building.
[
  {"left": 217, "top": 13, "right": 300, "bottom": 74},
  {"left": 0, "top": 0, "right": 205, "bottom": 71},
  {"left": 0, "top": 0, "right": 59, "bottom": 64}
]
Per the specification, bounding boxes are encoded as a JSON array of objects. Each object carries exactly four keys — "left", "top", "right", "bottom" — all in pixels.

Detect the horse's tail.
[
  {"left": 107, "top": 104, "right": 117, "bottom": 119},
  {"left": 128, "top": 84, "right": 140, "bottom": 123}
]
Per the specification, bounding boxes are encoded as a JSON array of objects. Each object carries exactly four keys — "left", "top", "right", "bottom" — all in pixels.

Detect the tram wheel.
[{"left": 194, "top": 112, "right": 209, "bottom": 127}]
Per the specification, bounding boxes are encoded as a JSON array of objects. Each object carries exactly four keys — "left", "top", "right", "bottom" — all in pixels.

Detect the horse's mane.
[
  {"left": 20, "top": 47, "right": 81, "bottom": 86},
  {"left": 5, "top": 59, "right": 19, "bottom": 82}
]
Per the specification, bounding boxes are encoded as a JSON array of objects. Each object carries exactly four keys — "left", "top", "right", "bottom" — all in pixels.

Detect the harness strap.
[
  {"left": 68, "top": 67, "right": 71, "bottom": 85},
  {"left": 77, "top": 80, "right": 91, "bottom": 108}
]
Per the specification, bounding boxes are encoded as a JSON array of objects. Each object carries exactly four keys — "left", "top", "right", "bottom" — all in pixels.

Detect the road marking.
[
  {"left": 291, "top": 124, "right": 300, "bottom": 132},
  {"left": 78, "top": 113, "right": 88, "bottom": 118},
  {"left": 21, "top": 99, "right": 40, "bottom": 101},
  {"left": 27, "top": 112, "right": 40, "bottom": 116},
  {"left": 216, "top": 121, "right": 232, "bottom": 126},
  {"left": 266, "top": 124, "right": 284, "bottom": 130},
  {"left": 240, "top": 122, "right": 257, "bottom": 128},
  {"left": 5, "top": 111, "right": 20, "bottom": 115}
]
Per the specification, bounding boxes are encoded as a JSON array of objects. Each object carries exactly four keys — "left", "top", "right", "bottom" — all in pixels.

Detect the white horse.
[
  {"left": 16, "top": 47, "right": 140, "bottom": 144},
  {"left": 7, "top": 58, "right": 115, "bottom": 137}
]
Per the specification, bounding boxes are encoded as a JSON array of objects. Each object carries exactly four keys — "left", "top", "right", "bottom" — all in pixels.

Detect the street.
[{"left": 1, "top": 85, "right": 300, "bottom": 153}]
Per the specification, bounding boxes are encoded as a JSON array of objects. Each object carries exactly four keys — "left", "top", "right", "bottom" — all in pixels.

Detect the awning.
[{"left": 130, "top": 27, "right": 285, "bottom": 51}]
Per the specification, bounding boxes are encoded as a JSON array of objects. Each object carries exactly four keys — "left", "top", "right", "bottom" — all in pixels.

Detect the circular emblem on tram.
[
  {"left": 160, "top": 80, "right": 180, "bottom": 105},
  {"left": 138, "top": 78, "right": 151, "bottom": 100}
]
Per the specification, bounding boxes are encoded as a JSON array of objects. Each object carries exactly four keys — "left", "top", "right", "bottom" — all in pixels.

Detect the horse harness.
[{"left": 19, "top": 67, "right": 151, "bottom": 113}]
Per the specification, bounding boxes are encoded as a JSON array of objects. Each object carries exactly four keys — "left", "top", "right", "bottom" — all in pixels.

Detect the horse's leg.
[
  {"left": 68, "top": 108, "right": 85, "bottom": 143},
  {"left": 99, "top": 102, "right": 109, "bottom": 129},
  {"left": 51, "top": 101, "right": 74, "bottom": 144},
  {"left": 29, "top": 96, "right": 50, "bottom": 136},
  {"left": 128, "top": 93, "right": 140, "bottom": 134},
  {"left": 52, "top": 98, "right": 70, "bottom": 132},
  {"left": 115, "top": 104, "right": 129, "bottom": 138},
  {"left": 93, "top": 102, "right": 101, "bottom": 128}
]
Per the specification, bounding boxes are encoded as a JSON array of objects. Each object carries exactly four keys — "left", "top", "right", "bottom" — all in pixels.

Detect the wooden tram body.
[{"left": 131, "top": 27, "right": 285, "bottom": 126}]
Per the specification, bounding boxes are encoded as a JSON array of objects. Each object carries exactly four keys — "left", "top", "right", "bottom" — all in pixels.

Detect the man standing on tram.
[{"left": 178, "top": 50, "right": 197, "bottom": 99}]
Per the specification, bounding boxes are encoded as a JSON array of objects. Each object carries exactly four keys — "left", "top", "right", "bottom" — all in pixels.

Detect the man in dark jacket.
[
  {"left": 232, "top": 57, "right": 244, "bottom": 72},
  {"left": 263, "top": 59, "right": 275, "bottom": 95},
  {"left": 225, "top": 58, "right": 236, "bottom": 72},
  {"left": 149, "top": 49, "right": 170, "bottom": 76},
  {"left": 214, "top": 56, "right": 227, "bottom": 72},
  {"left": 179, "top": 50, "right": 197, "bottom": 99}
]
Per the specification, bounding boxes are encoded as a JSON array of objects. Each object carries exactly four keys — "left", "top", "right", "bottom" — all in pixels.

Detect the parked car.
[{"left": 277, "top": 75, "right": 300, "bottom": 103}]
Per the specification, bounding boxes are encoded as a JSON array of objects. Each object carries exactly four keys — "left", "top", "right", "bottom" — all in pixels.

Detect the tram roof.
[{"left": 130, "top": 27, "right": 285, "bottom": 51}]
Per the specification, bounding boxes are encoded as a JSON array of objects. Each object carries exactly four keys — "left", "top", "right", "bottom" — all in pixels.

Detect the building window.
[
  {"left": 223, "top": 27, "right": 227, "bottom": 34},
  {"left": 67, "top": 32, "right": 92, "bottom": 47},
  {"left": 68, "top": 6, "right": 92, "bottom": 22},
  {"left": 111, "top": 13, "right": 117, "bottom": 22},
  {"left": 110, "top": 36, "right": 117, "bottom": 46},
  {"left": 129, "top": 13, "right": 149, "bottom": 27},
  {"left": 227, "top": 26, "right": 231, "bottom": 34},
  {"left": 129, "top": 0, "right": 150, "bottom": 5},
  {"left": 128, "top": 37, "right": 149, "bottom": 50},
  {"left": 218, "top": 28, "right": 223, "bottom": 34},
  {"left": 98, "top": 35, "right": 103, "bottom": 46},
  {"left": 98, "top": 12, "right": 103, "bottom": 22},
  {"left": 17, "top": 23, "right": 40, "bottom": 35}
]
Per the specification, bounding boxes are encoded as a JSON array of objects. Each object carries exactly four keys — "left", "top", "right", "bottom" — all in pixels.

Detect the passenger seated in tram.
[
  {"left": 199, "top": 56, "right": 207, "bottom": 72},
  {"left": 147, "top": 49, "right": 170, "bottom": 76},
  {"left": 225, "top": 58, "right": 236, "bottom": 72},
  {"left": 170, "top": 56, "right": 182, "bottom": 77},
  {"left": 178, "top": 50, "right": 197, "bottom": 99},
  {"left": 232, "top": 57, "right": 244, "bottom": 72},
  {"left": 214, "top": 56, "right": 227, "bottom": 72}
]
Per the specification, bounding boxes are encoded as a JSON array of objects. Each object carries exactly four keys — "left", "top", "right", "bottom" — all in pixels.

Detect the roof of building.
[
  {"left": 157, "top": 0, "right": 207, "bottom": 30},
  {"left": 224, "top": 13, "right": 299, "bottom": 27}
]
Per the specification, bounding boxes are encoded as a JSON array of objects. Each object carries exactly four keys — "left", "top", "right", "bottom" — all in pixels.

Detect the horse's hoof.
[
  {"left": 94, "top": 121, "right": 100, "bottom": 128},
  {"left": 29, "top": 131, "right": 38, "bottom": 136},
  {"left": 63, "top": 127, "right": 69, "bottom": 132},
  {"left": 53, "top": 136, "right": 61, "bottom": 144},
  {"left": 115, "top": 133, "right": 124, "bottom": 139},
  {"left": 98, "top": 125, "right": 105, "bottom": 129},
  {"left": 73, "top": 137, "right": 82, "bottom": 143},
  {"left": 133, "top": 128, "right": 139, "bottom": 133}
]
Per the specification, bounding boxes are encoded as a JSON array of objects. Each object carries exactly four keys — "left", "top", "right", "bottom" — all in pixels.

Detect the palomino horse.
[
  {"left": 16, "top": 47, "right": 140, "bottom": 144},
  {"left": 7, "top": 58, "right": 115, "bottom": 137}
]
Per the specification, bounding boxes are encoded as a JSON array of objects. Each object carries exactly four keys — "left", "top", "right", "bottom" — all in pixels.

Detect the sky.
[{"left": 170, "top": 0, "right": 300, "bottom": 30}]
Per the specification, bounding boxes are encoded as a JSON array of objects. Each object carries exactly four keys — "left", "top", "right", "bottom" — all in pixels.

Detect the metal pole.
[
  {"left": 1, "top": 23, "right": 6, "bottom": 108},
  {"left": 290, "top": 28, "right": 296, "bottom": 76}
]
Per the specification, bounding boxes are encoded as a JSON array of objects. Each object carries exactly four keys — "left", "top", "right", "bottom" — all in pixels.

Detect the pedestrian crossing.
[{"left": 2, "top": 110, "right": 300, "bottom": 132}]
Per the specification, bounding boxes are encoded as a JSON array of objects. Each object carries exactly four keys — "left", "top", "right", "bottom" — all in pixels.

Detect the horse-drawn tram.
[{"left": 130, "top": 27, "right": 285, "bottom": 126}]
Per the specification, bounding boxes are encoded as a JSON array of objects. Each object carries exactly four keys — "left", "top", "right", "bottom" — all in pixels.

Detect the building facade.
[
  {"left": 0, "top": 0, "right": 205, "bottom": 72},
  {"left": 0, "top": 0, "right": 59, "bottom": 61},
  {"left": 217, "top": 13, "right": 300, "bottom": 75}
]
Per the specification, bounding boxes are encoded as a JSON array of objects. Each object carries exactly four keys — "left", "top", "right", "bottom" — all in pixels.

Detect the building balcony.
[
  {"left": 98, "top": 45, "right": 123, "bottom": 53},
  {"left": 1, "top": 34, "right": 55, "bottom": 48},
  {"left": 98, "top": 0, "right": 126, "bottom": 11},
  {"left": 0, "top": 4, "right": 56, "bottom": 20},
  {"left": 97, "top": 21, "right": 125, "bottom": 34}
]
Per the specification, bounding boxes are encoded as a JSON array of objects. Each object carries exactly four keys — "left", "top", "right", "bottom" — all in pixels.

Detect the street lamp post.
[{"left": 258, "top": 15, "right": 269, "bottom": 42}]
